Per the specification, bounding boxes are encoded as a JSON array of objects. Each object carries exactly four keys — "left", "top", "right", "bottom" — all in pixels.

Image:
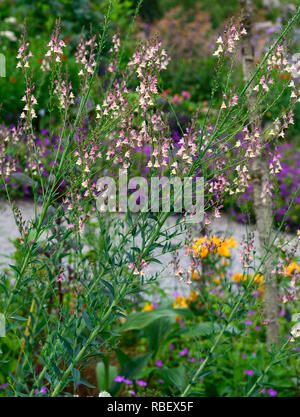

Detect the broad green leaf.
[{"left": 118, "top": 308, "right": 193, "bottom": 332}]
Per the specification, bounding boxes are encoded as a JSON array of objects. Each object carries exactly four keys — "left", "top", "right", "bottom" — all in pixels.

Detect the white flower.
[{"left": 99, "top": 391, "right": 111, "bottom": 397}]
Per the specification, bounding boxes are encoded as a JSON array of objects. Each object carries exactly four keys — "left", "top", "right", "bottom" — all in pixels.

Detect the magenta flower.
[
  {"left": 0, "top": 383, "right": 8, "bottom": 389},
  {"left": 181, "top": 90, "right": 191, "bottom": 99},
  {"left": 267, "top": 388, "right": 277, "bottom": 397},
  {"left": 244, "top": 318, "right": 252, "bottom": 326},
  {"left": 255, "top": 326, "right": 262, "bottom": 332},
  {"left": 179, "top": 347, "right": 188, "bottom": 356},
  {"left": 124, "top": 379, "right": 133, "bottom": 385},
  {"left": 136, "top": 380, "right": 147, "bottom": 387},
  {"left": 248, "top": 311, "right": 255, "bottom": 317},
  {"left": 114, "top": 376, "right": 125, "bottom": 383},
  {"left": 188, "top": 358, "right": 197, "bottom": 363},
  {"left": 244, "top": 369, "right": 254, "bottom": 376},
  {"left": 156, "top": 360, "right": 163, "bottom": 367},
  {"left": 130, "top": 390, "right": 136, "bottom": 396},
  {"left": 169, "top": 343, "right": 174, "bottom": 350},
  {"left": 34, "top": 387, "right": 47, "bottom": 395},
  {"left": 242, "top": 353, "right": 246, "bottom": 359},
  {"left": 158, "top": 379, "right": 164, "bottom": 383}
]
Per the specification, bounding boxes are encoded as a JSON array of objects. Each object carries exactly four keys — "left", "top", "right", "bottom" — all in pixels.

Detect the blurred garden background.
[{"left": 0, "top": 0, "right": 299, "bottom": 398}]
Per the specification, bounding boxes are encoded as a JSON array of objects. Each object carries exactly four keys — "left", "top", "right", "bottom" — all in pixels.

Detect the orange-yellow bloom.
[{"left": 142, "top": 303, "right": 154, "bottom": 312}]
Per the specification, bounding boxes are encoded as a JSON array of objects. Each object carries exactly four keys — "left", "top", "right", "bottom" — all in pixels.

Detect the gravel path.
[{"left": 0, "top": 200, "right": 297, "bottom": 295}]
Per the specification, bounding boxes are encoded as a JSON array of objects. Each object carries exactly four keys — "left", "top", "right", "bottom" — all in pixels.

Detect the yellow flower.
[
  {"left": 232, "top": 272, "right": 264, "bottom": 297},
  {"left": 217, "top": 243, "right": 231, "bottom": 257},
  {"left": 190, "top": 236, "right": 238, "bottom": 259},
  {"left": 190, "top": 237, "right": 210, "bottom": 258},
  {"left": 217, "top": 237, "right": 238, "bottom": 257},
  {"left": 142, "top": 303, "right": 154, "bottom": 312},
  {"left": 192, "top": 270, "right": 200, "bottom": 280},
  {"left": 285, "top": 262, "right": 300, "bottom": 276},
  {"left": 173, "top": 296, "right": 189, "bottom": 308},
  {"left": 214, "top": 277, "right": 221, "bottom": 285},
  {"left": 189, "top": 290, "right": 198, "bottom": 302},
  {"left": 232, "top": 272, "right": 244, "bottom": 282},
  {"left": 212, "top": 236, "right": 221, "bottom": 246},
  {"left": 226, "top": 237, "right": 238, "bottom": 247}
]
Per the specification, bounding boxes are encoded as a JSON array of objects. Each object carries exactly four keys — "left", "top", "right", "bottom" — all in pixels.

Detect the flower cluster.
[
  {"left": 76, "top": 34, "right": 98, "bottom": 89},
  {"left": 172, "top": 291, "right": 198, "bottom": 308},
  {"left": 232, "top": 272, "right": 264, "bottom": 296},
  {"left": 213, "top": 24, "right": 247, "bottom": 57},
  {"left": 16, "top": 36, "right": 33, "bottom": 69},
  {"left": 53, "top": 78, "right": 75, "bottom": 111},
  {"left": 189, "top": 236, "right": 238, "bottom": 259},
  {"left": 41, "top": 21, "right": 66, "bottom": 71},
  {"left": 128, "top": 39, "right": 170, "bottom": 113}
]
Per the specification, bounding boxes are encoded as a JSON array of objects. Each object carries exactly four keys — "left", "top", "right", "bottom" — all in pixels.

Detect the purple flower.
[
  {"left": 267, "top": 388, "right": 277, "bottom": 397},
  {"left": 34, "top": 387, "right": 47, "bottom": 395},
  {"left": 136, "top": 380, "right": 147, "bottom": 387},
  {"left": 124, "top": 379, "right": 133, "bottom": 385},
  {"left": 158, "top": 379, "right": 164, "bottom": 383},
  {"left": 255, "top": 326, "right": 262, "bottom": 332},
  {"left": 244, "top": 369, "right": 254, "bottom": 376},
  {"left": 169, "top": 343, "right": 174, "bottom": 350},
  {"left": 156, "top": 360, "right": 163, "bottom": 368},
  {"left": 173, "top": 292, "right": 180, "bottom": 297},
  {"left": 188, "top": 358, "right": 197, "bottom": 363},
  {"left": 245, "top": 319, "right": 252, "bottom": 326},
  {"left": 242, "top": 353, "right": 246, "bottom": 359},
  {"left": 114, "top": 376, "right": 125, "bottom": 383},
  {"left": 0, "top": 383, "right": 8, "bottom": 389},
  {"left": 252, "top": 352, "right": 257, "bottom": 357},
  {"left": 248, "top": 311, "right": 255, "bottom": 317},
  {"left": 179, "top": 347, "right": 189, "bottom": 356},
  {"left": 130, "top": 390, "right": 136, "bottom": 396}
]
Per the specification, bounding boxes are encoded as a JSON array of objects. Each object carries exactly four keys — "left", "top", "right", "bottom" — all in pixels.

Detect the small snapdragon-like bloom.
[
  {"left": 76, "top": 34, "right": 97, "bottom": 88},
  {"left": 16, "top": 36, "right": 33, "bottom": 70},
  {"left": 53, "top": 78, "right": 74, "bottom": 111},
  {"left": 41, "top": 21, "right": 66, "bottom": 71}
]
